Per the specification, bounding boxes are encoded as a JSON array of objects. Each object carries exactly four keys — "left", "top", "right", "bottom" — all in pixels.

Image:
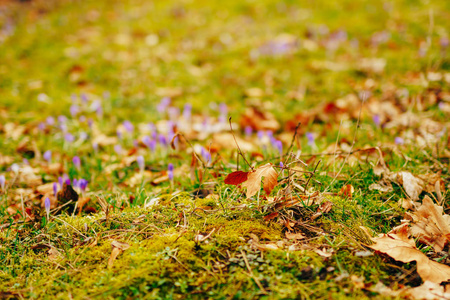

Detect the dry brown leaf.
[
  {"left": 314, "top": 248, "right": 333, "bottom": 258},
  {"left": 241, "top": 163, "right": 278, "bottom": 198},
  {"left": 285, "top": 231, "right": 305, "bottom": 240},
  {"left": 338, "top": 184, "right": 354, "bottom": 199},
  {"left": 404, "top": 281, "right": 450, "bottom": 299},
  {"left": 395, "top": 171, "right": 423, "bottom": 200},
  {"left": 409, "top": 196, "right": 450, "bottom": 252},
  {"left": 108, "top": 241, "right": 130, "bottom": 269},
  {"left": 48, "top": 247, "right": 63, "bottom": 261},
  {"left": 369, "top": 233, "right": 450, "bottom": 283}
]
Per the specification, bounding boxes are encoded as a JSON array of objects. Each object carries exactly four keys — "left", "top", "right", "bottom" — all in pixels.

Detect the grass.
[{"left": 0, "top": 0, "right": 449, "bottom": 299}]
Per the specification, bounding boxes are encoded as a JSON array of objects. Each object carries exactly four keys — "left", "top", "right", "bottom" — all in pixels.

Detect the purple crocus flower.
[
  {"left": 0, "top": 175, "right": 5, "bottom": 190},
  {"left": 65, "top": 178, "right": 71, "bottom": 185},
  {"left": 159, "top": 134, "right": 167, "bottom": 146},
  {"left": 274, "top": 140, "right": 283, "bottom": 156},
  {"left": 117, "top": 130, "right": 123, "bottom": 140},
  {"left": 219, "top": 103, "right": 228, "bottom": 123},
  {"left": 137, "top": 155, "right": 145, "bottom": 173},
  {"left": 38, "top": 122, "right": 46, "bottom": 132},
  {"left": 92, "top": 141, "right": 99, "bottom": 152},
  {"left": 306, "top": 132, "right": 315, "bottom": 146},
  {"left": 373, "top": 114, "right": 380, "bottom": 127},
  {"left": 183, "top": 103, "right": 192, "bottom": 120},
  {"left": 80, "top": 93, "right": 88, "bottom": 103},
  {"left": 88, "top": 118, "right": 94, "bottom": 128},
  {"left": 123, "top": 120, "right": 134, "bottom": 133},
  {"left": 43, "top": 150, "right": 52, "bottom": 163},
  {"left": 280, "top": 162, "right": 284, "bottom": 168},
  {"left": 257, "top": 130, "right": 264, "bottom": 140},
  {"left": 65, "top": 133, "right": 75, "bottom": 143},
  {"left": 201, "top": 147, "right": 211, "bottom": 164},
  {"left": 73, "top": 156, "right": 81, "bottom": 170},
  {"left": 395, "top": 137, "right": 404, "bottom": 145},
  {"left": 114, "top": 144, "right": 122, "bottom": 155},
  {"left": 157, "top": 97, "right": 171, "bottom": 113},
  {"left": 245, "top": 126, "right": 253, "bottom": 137},
  {"left": 70, "top": 105, "right": 79, "bottom": 117},
  {"left": 168, "top": 163, "right": 174, "bottom": 180},
  {"left": 143, "top": 136, "right": 152, "bottom": 148},
  {"left": 58, "top": 176, "right": 63, "bottom": 188},
  {"left": 46, "top": 116, "right": 55, "bottom": 126},
  {"left": 78, "top": 179, "right": 88, "bottom": 192},
  {"left": 149, "top": 140, "right": 157, "bottom": 152},
  {"left": 58, "top": 115, "right": 68, "bottom": 124},
  {"left": 79, "top": 115, "right": 86, "bottom": 123},
  {"left": 53, "top": 182, "right": 58, "bottom": 196},
  {"left": 45, "top": 197, "right": 51, "bottom": 217},
  {"left": 72, "top": 179, "right": 78, "bottom": 188}
]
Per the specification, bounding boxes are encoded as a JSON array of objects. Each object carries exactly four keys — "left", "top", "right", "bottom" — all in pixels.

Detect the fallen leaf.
[
  {"left": 369, "top": 233, "right": 450, "bottom": 283},
  {"left": 241, "top": 163, "right": 278, "bottom": 198},
  {"left": 224, "top": 171, "right": 249, "bottom": 185},
  {"left": 263, "top": 211, "right": 279, "bottom": 221},
  {"left": 338, "top": 184, "right": 354, "bottom": 199},
  {"left": 404, "top": 281, "right": 450, "bottom": 299},
  {"left": 409, "top": 196, "right": 450, "bottom": 252},
  {"left": 108, "top": 241, "right": 130, "bottom": 269},
  {"left": 285, "top": 231, "right": 305, "bottom": 240},
  {"left": 314, "top": 248, "right": 333, "bottom": 258},
  {"left": 395, "top": 171, "right": 423, "bottom": 200}
]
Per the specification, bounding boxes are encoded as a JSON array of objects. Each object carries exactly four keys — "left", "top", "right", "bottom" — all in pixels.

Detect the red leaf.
[{"left": 224, "top": 171, "right": 249, "bottom": 185}]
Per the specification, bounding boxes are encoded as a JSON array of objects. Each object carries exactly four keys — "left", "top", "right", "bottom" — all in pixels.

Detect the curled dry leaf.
[
  {"left": 108, "top": 241, "right": 130, "bottom": 269},
  {"left": 409, "top": 196, "right": 450, "bottom": 252},
  {"left": 224, "top": 171, "right": 249, "bottom": 185},
  {"left": 369, "top": 233, "right": 450, "bottom": 283},
  {"left": 241, "top": 163, "right": 278, "bottom": 198}
]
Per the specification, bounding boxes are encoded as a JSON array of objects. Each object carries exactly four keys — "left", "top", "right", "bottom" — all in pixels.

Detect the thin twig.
[
  {"left": 283, "top": 122, "right": 301, "bottom": 158},
  {"left": 229, "top": 117, "right": 253, "bottom": 170}
]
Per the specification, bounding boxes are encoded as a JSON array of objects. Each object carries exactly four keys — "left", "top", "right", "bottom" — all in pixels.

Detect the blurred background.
[{"left": 0, "top": 0, "right": 448, "bottom": 124}]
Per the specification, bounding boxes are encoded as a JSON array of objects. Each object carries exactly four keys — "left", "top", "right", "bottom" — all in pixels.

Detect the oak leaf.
[
  {"left": 409, "top": 196, "right": 450, "bottom": 252},
  {"left": 241, "top": 163, "right": 278, "bottom": 198},
  {"left": 369, "top": 233, "right": 450, "bottom": 283}
]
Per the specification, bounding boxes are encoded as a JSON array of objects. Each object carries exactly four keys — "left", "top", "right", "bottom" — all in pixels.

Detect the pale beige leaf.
[
  {"left": 409, "top": 196, "right": 450, "bottom": 252},
  {"left": 397, "top": 171, "right": 423, "bottom": 200},
  {"left": 241, "top": 163, "right": 278, "bottom": 198},
  {"left": 285, "top": 232, "right": 305, "bottom": 240},
  {"left": 369, "top": 234, "right": 450, "bottom": 283},
  {"left": 404, "top": 281, "right": 450, "bottom": 300}
]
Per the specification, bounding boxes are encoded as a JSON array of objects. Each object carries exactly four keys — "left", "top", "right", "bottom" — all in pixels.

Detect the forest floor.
[{"left": 0, "top": 0, "right": 450, "bottom": 299}]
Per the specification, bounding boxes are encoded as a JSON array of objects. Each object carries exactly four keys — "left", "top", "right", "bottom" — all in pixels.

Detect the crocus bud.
[
  {"left": 168, "top": 163, "right": 174, "bottom": 181},
  {"left": 73, "top": 156, "right": 81, "bottom": 170},
  {"left": 43, "top": 150, "right": 52, "bottom": 163},
  {"left": 137, "top": 155, "right": 145, "bottom": 173},
  {"left": 79, "top": 179, "right": 88, "bottom": 192},
  {"left": 53, "top": 182, "right": 58, "bottom": 196},
  {"left": 0, "top": 175, "right": 5, "bottom": 190},
  {"left": 45, "top": 197, "right": 51, "bottom": 219}
]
